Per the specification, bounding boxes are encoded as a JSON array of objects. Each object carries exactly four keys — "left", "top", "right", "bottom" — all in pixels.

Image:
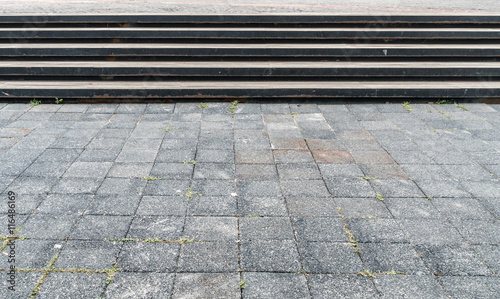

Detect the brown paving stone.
[
  {"left": 271, "top": 138, "right": 308, "bottom": 150},
  {"left": 311, "top": 150, "right": 354, "bottom": 164},
  {"left": 350, "top": 151, "right": 397, "bottom": 164}
]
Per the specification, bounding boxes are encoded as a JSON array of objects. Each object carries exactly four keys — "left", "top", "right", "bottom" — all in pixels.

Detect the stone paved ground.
[{"left": 0, "top": 101, "right": 499, "bottom": 298}]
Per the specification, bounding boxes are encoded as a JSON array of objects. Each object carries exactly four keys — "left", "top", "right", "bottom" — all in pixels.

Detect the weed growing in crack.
[{"left": 402, "top": 101, "right": 412, "bottom": 112}]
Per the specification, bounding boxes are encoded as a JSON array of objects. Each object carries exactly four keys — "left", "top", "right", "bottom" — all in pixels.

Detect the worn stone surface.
[{"left": 1, "top": 102, "right": 498, "bottom": 297}]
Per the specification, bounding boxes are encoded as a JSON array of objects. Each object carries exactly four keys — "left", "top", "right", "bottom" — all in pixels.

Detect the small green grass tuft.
[
  {"left": 245, "top": 214, "right": 259, "bottom": 217},
  {"left": 436, "top": 99, "right": 453, "bottom": 105},
  {"left": 142, "top": 176, "right": 162, "bottom": 181},
  {"left": 358, "top": 269, "right": 375, "bottom": 279},
  {"left": 453, "top": 102, "right": 468, "bottom": 111},
  {"left": 239, "top": 280, "right": 246, "bottom": 289},
  {"left": 290, "top": 112, "right": 299, "bottom": 117},
  {"left": 183, "top": 160, "right": 196, "bottom": 165},
  {"left": 55, "top": 97, "right": 63, "bottom": 104},
  {"left": 197, "top": 102, "right": 207, "bottom": 109},
  {"left": 29, "top": 99, "right": 41, "bottom": 107},
  {"left": 438, "top": 110, "right": 451, "bottom": 119},
  {"left": 229, "top": 100, "right": 239, "bottom": 114},
  {"left": 402, "top": 101, "right": 412, "bottom": 112},
  {"left": 180, "top": 187, "right": 202, "bottom": 199},
  {"left": 376, "top": 194, "right": 384, "bottom": 201}
]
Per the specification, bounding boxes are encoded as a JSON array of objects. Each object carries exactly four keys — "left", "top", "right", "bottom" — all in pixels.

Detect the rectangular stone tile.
[
  {"left": 375, "top": 275, "right": 447, "bottom": 299},
  {"left": 177, "top": 242, "right": 238, "bottom": 273},
  {"left": 187, "top": 196, "right": 236, "bottom": 216},
  {"left": 63, "top": 161, "right": 112, "bottom": 178},
  {"left": 461, "top": 181, "right": 499, "bottom": 198},
  {"left": 76, "top": 149, "right": 120, "bottom": 162},
  {"left": 360, "top": 164, "right": 410, "bottom": 180},
  {"left": 473, "top": 245, "right": 500, "bottom": 274},
  {"left": 238, "top": 197, "right": 287, "bottom": 217},
  {"left": 451, "top": 219, "right": 500, "bottom": 245},
  {"left": 235, "top": 149, "right": 274, "bottom": 164},
  {"left": 384, "top": 198, "right": 441, "bottom": 219},
  {"left": 286, "top": 197, "right": 338, "bottom": 217},
  {"left": 370, "top": 179, "right": 425, "bottom": 198},
  {"left": 183, "top": 216, "right": 237, "bottom": 241},
  {"left": 107, "top": 162, "right": 153, "bottom": 178},
  {"left": 105, "top": 272, "right": 174, "bottom": 299},
  {"left": 117, "top": 242, "right": 179, "bottom": 272},
  {"left": 235, "top": 164, "right": 278, "bottom": 181},
  {"left": 193, "top": 163, "right": 235, "bottom": 180},
  {"left": 277, "top": 163, "right": 321, "bottom": 180},
  {"left": 309, "top": 274, "right": 378, "bottom": 298},
  {"left": 0, "top": 193, "right": 44, "bottom": 215},
  {"left": 143, "top": 179, "right": 190, "bottom": 196},
  {"left": 398, "top": 219, "right": 464, "bottom": 245},
  {"left": 196, "top": 149, "right": 234, "bottom": 163},
  {"left": 273, "top": 149, "right": 314, "bottom": 163},
  {"left": 346, "top": 219, "right": 408, "bottom": 243},
  {"left": 240, "top": 240, "right": 301, "bottom": 272},
  {"left": 242, "top": 272, "right": 309, "bottom": 299},
  {"left": 116, "top": 150, "right": 158, "bottom": 163},
  {"left": 433, "top": 198, "right": 495, "bottom": 220},
  {"left": 160, "top": 138, "right": 197, "bottom": 150},
  {"left": 350, "top": 151, "right": 396, "bottom": 164},
  {"left": 240, "top": 217, "right": 294, "bottom": 241},
  {"left": 54, "top": 240, "right": 121, "bottom": 269},
  {"left": 280, "top": 180, "right": 330, "bottom": 198},
  {"left": 21, "top": 214, "right": 78, "bottom": 239},
  {"left": 86, "top": 138, "right": 126, "bottom": 150},
  {"left": 127, "top": 216, "right": 183, "bottom": 239},
  {"left": 137, "top": 196, "right": 188, "bottom": 216},
  {"left": 85, "top": 194, "right": 141, "bottom": 216},
  {"left": 37, "top": 194, "right": 93, "bottom": 215},
  {"left": 8, "top": 176, "right": 59, "bottom": 194},
  {"left": 71, "top": 215, "right": 132, "bottom": 240},
  {"left": 0, "top": 239, "right": 60, "bottom": 269},
  {"left": 292, "top": 217, "right": 347, "bottom": 242},
  {"left": 35, "top": 148, "right": 82, "bottom": 163},
  {"left": 416, "top": 245, "right": 492, "bottom": 276},
  {"left": 336, "top": 198, "right": 392, "bottom": 218},
  {"left": 97, "top": 178, "right": 147, "bottom": 195},
  {"left": 326, "top": 179, "right": 376, "bottom": 198},
  {"left": 318, "top": 164, "right": 364, "bottom": 179},
  {"left": 155, "top": 149, "right": 196, "bottom": 163},
  {"left": 237, "top": 181, "right": 282, "bottom": 198},
  {"left": 437, "top": 276, "right": 500, "bottom": 299},
  {"left": 150, "top": 163, "right": 194, "bottom": 179},
  {"left": 415, "top": 180, "right": 471, "bottom": 198},
  {"left": 358, "top": 243, "right": 429, "bottom": 274},
  {"left": 478, "top": 197, "right": 500, "bottom": 219},
  {"left": 51, "top": 178, "right": 103, "bottom": 194},
  {"left": 299, "top": 242, "right": 364, "bottom": 274},
  {"left": 343, "top": 139, "right": 384, "bottom": 151},
  {"left": 0, "top": 272, "right": 40, "bottom": 299},
  {"left": 172, "top": 273, "right": 238, "bottom": 299},
  {"left": 21, "top": 161, "right": 72, "bottom": 177},
  {"left": 36, "top": 273, "right": 107, "bottom": 299},
  {"left": 401, "top": 165, "right": 451, "bottom": 181},
  {"left": 191, "top": 180, "right": 234, "bottom": 197},
  {"left": 271, "top": 138, "right": 308, "bottom": 150}
]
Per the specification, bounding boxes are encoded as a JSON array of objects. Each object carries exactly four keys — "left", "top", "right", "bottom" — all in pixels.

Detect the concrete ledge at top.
[{"left": 0, "top": 0, "right": 499, "bottom": 15}]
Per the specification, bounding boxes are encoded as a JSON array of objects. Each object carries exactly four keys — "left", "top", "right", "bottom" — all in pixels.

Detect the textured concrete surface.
[{"left": 0, "top": 101, "right": 499, "bottom": 298}]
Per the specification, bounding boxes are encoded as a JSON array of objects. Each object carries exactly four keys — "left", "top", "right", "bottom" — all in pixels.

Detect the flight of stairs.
[{"left": 0, "top": 15, "right": 499, "bottom": 101}]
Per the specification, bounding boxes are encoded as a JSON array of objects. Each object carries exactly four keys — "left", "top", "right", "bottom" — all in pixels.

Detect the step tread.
[{"left": 1, "top": 81, "right": 499, "bottom": 89}]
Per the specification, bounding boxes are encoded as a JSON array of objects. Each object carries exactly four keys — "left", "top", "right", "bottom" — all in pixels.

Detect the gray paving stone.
[
  {"left": 0, "top": 272, "right": 40, "bottom": 299},
  {"left": 160, "top": 138, "right": 197, "bottom": 150},
  {"left": 360, "top": 164, "right": 410, "bottom": 180},
  {"left": 416, "top": 245, "right": 492, "bottom": 276},
  {"left": 336, "top": 197, "right": 392, "bottom": 218},
  {"left": 86, "top": 104, "right": 118, "bottom": 114},
  {"left": 261, "top": 104, "right": 290, "bottom": 114},
  {"left": 71, "top": 215, "right": 132, "bottom": 240},
  {"left": 105, "top": 272, "right": 174, "bottom": 299},
  {"left": 473, "top": 245, "right": 500, "bottom": 274},
  {"left": 318, "top": 164, "right": 365, "bottom": 179},
  {"left": 0, "top": 239, "right": 60, "bottom": 269},
  {"left": 127, "top": 216, "right": 184, "bottom": 239},
  {"left": 235, "top": 164, "right": 278, "bottom": 181},
  {"left": 122, "top": 138, "right": 162, "bottom": 151},
  {"left": 370, "top": 179, "right": 425, "bottom": 198},
  {"left": 343, "top": 140, "right": 384, "bottom": 152},
  {"left": 466, "top": 151, "right": 500, "bottom": 165},
  {"left": 235, "top": 149, "right": 274, "bottom": 164},
  {"left": 194, "top": 163, "right": 234, "bottom": 180},
  {"left": 196, "top": 149, "right": 234, "bottom": 163},
  {"left": 346, "top": 219, "right": 408, "bottom": 243},
  {"left": 0, "top": 193, "right": 44, "bottom": 215},
  {"left": 308, "top": 274, "right": 378, "bottom": 299},
  {"left": 277, "top": 163, "right": 321, "bottom": 180},
  {"left": 273, "top": 149, "right": 315, "bottom": 163},
  {"left": 172, "top": 273, "right": 239, "bottom": 299},
  {"left": 240, "top": 240, "right": 301, "bottom": 272},
  {"left": 441, "top": 164, "right": 496, "bottom": 181},
  {"left": 461, "top": 181, "right": 500, "bottom": 198},
  {"left": 97, "top": 178, "right": 147, "bottom": 195},
  {"left": 116, "top": 150, "right": 158, "bottom": 163},
  {"left": 399, "top": 218, "right": 464, "bottom": 245},
  {"left": 177, "top": 241, "right": 238, "bottom": 273},
  {"left": 299, "top": 242, "right": 364, "bottom": 274},
  {"left": 451, "top": 219, "right": 500, "bottom": 245},
  {"left": 37, "top": 193, "right": 93, "bottom": 215},
  {"left": 384, "top": 198, "right": 441, "bottom": 219},
  {"left": 155, "top": 148, "right": 196, "bottom": 162},
  {"left": 85, "top": 194, "right": 141, "bottom": 216},
  {"left": 51, "top": 178, "right": 102, "bottom": 194},
  {"left": 271, "top": 138, "right": 308, "bottom": 150},
  {"left": 292, "top": 217, "right": 347, "bottom": 242},
  {"left": 107, "top": 162, "right": 153, "bottom": 178},
  {"left": 478, "top": 197, "right": 500, "bottom": 218},
  {"left": 236, "top": 180, "right": 281, "bottom": 197},
  {"left": 145, "top": 103, "right": 175, "bottom": 114},
  {"left": 20, "top": 214, "right": 78, "bottom": 239},
  {"left": 286, "top": 197, "right": 337, "bottom": 217},
  {"left": 437, "top": 276, "right": 500, "bottom": 299},
  {"left": 143, "top": 179, "right": 190, "bottom": 196},
  {"left": 358, "top": 243, "right": 429, "bottom": 275},
  {"left": 432, "top": 198, "right": 495, "bottom": 220},
  {"left": 36, "top": 272, "right": 107, "bottom": 299},
  {"left": 95, "top": 128, "right": 134, "bottom": 139},
  {"left": 20, "top": 161, "right": 71, "bottom": 177},
  {"left": 8, "top": 176, "right": 59, "bottom": 194},
  {"left": 136, "top": 196, "right": 188, "bottom": 216},
  {"left": 240, "top": 217, "right": 294, "bottom": 241},
  {"left": 183, "top": 216, "right": 237, "bottom": 241},
  {"left": 87, "top": 138, "right": 126, "bottom": 150},
  {"left": 326, "top": 179, "right": 376, "bottom": 198},
  {"left": 150, "top": 163, "right": 194, "bottom": 179},
  {"left": 54, "top": 240, "right": 121, "bottom": 269},
  {"left": 375, "top": 275, "right": 447, "bottom": 299},
  {"left": 242, "top": 272, "right": 309, "bottom": 299},
  {"left": 401, "top": 164, "right": 451, "bottom": 181},
  {"left": 192, "top": 180, "right": 234, "bottom": 196},
  {"left": 117, "top": 242, "right": 179, "bottom": 272},
  {"left": 415, "top": 180, "right": 471, "bottom": 198},
  {"left": 76, "top": 149, "right": 120, "bottom": 162},
  {"left": 238, "top": 197, "right": 287, "bottom": 217},
  {"left": 187, "top": 196, "right": 236, "bottom": 216},
  {"left": 280, "top": 180, "right": 330, "bottom": 198},
  {"left": 63, "top": 161, "right": 112, "bottom": 178}
]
